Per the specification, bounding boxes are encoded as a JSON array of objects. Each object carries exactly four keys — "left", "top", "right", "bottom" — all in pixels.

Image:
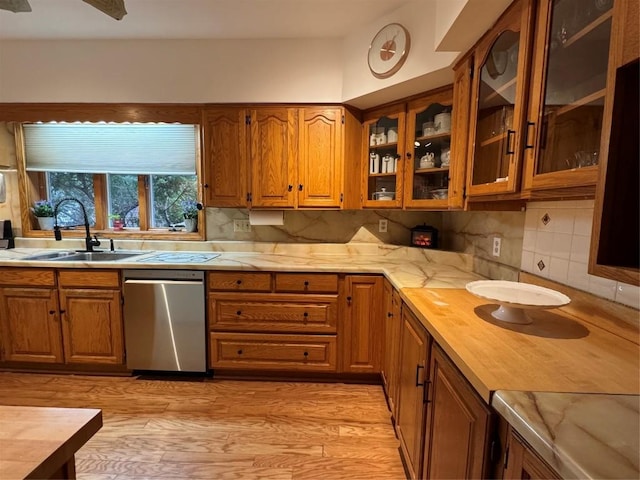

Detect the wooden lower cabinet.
[
  {"left": 341, "top": 275, "right": 383, "bottom": 373},
  {"left": 396, "top": 306, "right": 431, "bottom": 479},
  {"left": 381, "top": 279, "right": 402, "bottom": 418},
  {"left": 59, "top": 288, "right": 124, "bottom": 365},
  {"left": 0, "top": 268, "right": 124, "bottom": 367},
  {"left": 503, "top": 427, "right": 560, "bottom": 479},
  {"left": 210, "top": 332, "right": 337, "bottom": 372},
  {"left": 0, "top": 287, "right": 63, "bottom": 363},
  {"left": 422, "top": 344, "right": 492, "bottom": 479}
]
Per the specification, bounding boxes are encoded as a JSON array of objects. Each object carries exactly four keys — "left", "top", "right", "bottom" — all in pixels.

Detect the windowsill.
[{"left": 25, "top": 228, "right": 205, "bottom": 241}]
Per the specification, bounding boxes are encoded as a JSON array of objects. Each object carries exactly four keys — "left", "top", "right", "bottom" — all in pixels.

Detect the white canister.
[
  {"left": 387, "top": 128, "right": 398, "bottom": 143},
  {"left": 434, "top": 112, "right": 451, "bottom": 133},
  {"left": 381, "top": 154, "right": 394, "bottom": 173},
  {"left": 440, "top": 147, "right": 451, "bottom": 167}
]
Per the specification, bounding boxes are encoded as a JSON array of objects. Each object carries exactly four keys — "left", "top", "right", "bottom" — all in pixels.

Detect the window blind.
[{"left": 24, "top": 123, "right": 197, "bottom": 175}]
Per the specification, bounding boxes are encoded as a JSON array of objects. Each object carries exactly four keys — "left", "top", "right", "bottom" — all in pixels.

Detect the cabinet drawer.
[
  {"left": 208, "top": 272, "right": 272, "bottom": 292},
  {"left": 209, "top": 293, "right": 337, "bottom": 333},
  {"left": 0, "top": 268, "right": 55, "bottom": 287},
  {"left": 274, "top": 273, "right": 338, "bottom": 293},
  {"left": 57, "top": 270, "right": 120, "bottom": 288},
  {"left": 210, "top": 332, "right": 336, "bottom": 371}
]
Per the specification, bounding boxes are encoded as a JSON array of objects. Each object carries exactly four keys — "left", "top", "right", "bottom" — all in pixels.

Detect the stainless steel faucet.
[{"left": 53, "top": 198, "right": 101, "bottom": 252}]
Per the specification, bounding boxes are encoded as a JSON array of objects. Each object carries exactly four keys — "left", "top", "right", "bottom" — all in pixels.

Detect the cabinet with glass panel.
[
  {"left": 466, "top": 0, "right": 535, "bottom": 198},
  {"left": 404, "top": 88, "right": 454, "bottom": 209},
  {"left": 522, "top": 0, "right": 616, "bottom": 191},
  {"left": 362, "top": 105, "right": 405, "bottom": 208}
]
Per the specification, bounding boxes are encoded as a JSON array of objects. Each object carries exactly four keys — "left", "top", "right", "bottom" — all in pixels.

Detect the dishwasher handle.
[{"left": 124, "top": 279, "right": 203, "bottom": 286}]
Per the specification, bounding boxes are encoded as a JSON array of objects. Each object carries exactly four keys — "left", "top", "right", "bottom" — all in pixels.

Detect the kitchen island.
[{"left": 0, "top": 406, "right": 102, "bottom": 479}]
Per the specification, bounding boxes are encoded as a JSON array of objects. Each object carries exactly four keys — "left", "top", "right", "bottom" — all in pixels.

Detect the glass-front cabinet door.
[
  {"left": 523, "top": 0, "right": 615, "bottom": 191},
  {"left": 404, "top": 88, "right": 453, "bottom": 209},
  {"left": 362, "top": 106, "right": 405, "bottom": 208},
  {"left": 467, "top": 0, "right": 534, "bottom": 197}
]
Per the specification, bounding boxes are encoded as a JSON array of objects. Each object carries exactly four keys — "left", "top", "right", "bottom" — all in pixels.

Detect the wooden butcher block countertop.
[
  {"left": 0, "top": 406, "right": 102, "bottom": 479},
  {"left": 400, "top": 288, "right": 640, "bottom": 402}
]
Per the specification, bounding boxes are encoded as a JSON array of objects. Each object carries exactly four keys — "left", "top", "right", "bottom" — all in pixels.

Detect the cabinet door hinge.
[
  {"left": 245, "top": 115, "right": 251, "bottom": 125},
  {"left": 341, "top": 115, "right": 345, "bottom": 124}
]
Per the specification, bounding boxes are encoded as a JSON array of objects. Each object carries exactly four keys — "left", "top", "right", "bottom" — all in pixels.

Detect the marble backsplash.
[
  {"left": 441, "top": 210, "right": 525, "bottom": 281},
  {"left": 205, "top": 207, "right": 443, "bottom": 245}
]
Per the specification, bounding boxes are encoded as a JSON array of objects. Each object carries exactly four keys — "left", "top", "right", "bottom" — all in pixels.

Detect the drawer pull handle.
[
  {"left": 415, "top": 364, "right": 425, "bottom": 387},
  {"left": 59, "top": 310, "right": 66, "bottom": 314},
  {"left": 304, "top": 281, "right": 309, "bottom": 287},
  {"left": 236, "top": 280, "right": 242, "bottom": 285},
  {"left": 236, "top": 310, "right": 242, "bottom": 316},
  {"left": 237, "top": 349, "right": 243, "bottom": 355}
]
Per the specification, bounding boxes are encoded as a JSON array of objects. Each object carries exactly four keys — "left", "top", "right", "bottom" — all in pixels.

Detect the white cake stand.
[{"left": 465, "top": 280, "right": 571, "bottom": 324}]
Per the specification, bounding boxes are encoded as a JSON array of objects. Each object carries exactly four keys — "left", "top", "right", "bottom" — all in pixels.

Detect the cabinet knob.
[
  {"left": 236, "top": 279, "right": 242, "bottom": 285},
  {"left": 59, "top": 310, "right": 66, "bottom": 314},
  {"left": 387, "top": 312, "right": 393, "bottom": 318},
  {"left": 303, "top": 281, "right": 309, "bottom": 287},
  {"left": 203, "top": 183, "right": 209, "bottom": 188},
  {"left": 49, "top": 310, "right": 56, "bottom": 315},
  {"left": 346, "top": 296, "right": 352, "bottom": 305},
  {"left": 406, "top": 152, "right": 412, "bottom": 159},
  {"left": 303, "top": 351, "right": 309, "bottom": 357},
  {"left": 237, "top": 349, "right": 243, "bottom": 355},
  {"left": 236, "top": 310, "right": 242, "bottom": 316},
  {"left": 303, "top": 312, "right": 309, "bottom": 317},
  {"left": 298, "top": 184, "right": 303, "bottom": 191},
  {"left": 288, "top": 185, "right": 293, "bottom": 192}
]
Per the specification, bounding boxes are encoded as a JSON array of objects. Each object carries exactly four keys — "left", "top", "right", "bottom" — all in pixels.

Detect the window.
[{"left": 21, "top": 121, "right": 202, "bottom": 236}]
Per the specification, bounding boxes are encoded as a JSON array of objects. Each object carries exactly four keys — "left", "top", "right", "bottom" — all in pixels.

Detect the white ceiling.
[{"left": 0, "top": 0, "right": 412, "bottom": 40}]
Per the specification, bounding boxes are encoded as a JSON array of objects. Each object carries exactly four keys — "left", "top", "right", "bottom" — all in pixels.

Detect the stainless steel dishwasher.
[{"left": 123, "top": 270, "right": 206, "bottom": 373}]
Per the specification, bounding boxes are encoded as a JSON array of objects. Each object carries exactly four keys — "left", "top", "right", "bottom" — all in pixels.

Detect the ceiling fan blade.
[
  {"left": 0, "top": 0, "right": 32, "bottom": 13},
  {"left": 81, "top": 0, "right": 127, "bottom": 20}
]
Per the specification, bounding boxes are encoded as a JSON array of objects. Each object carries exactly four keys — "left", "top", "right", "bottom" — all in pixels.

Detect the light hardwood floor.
[{"left": 0, "top": 372, "right": 406, "bottom": 480}]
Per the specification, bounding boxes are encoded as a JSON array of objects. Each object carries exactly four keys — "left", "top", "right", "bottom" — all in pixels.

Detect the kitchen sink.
[{"left": 24, "top": 250, "right": 147, "bottom": 262}]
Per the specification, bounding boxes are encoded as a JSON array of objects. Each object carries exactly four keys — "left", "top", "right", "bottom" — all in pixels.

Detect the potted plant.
[
  {"left": 32, "top": 200, "right": 55, "bottom": 230},
  {"left": 109, "top": 214, "right": 124, "bottom": 231},
  {"left": 182, "top": 200, "right": 200, "bottom": 233}
]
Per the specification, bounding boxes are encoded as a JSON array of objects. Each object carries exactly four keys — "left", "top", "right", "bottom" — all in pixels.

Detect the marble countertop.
[
  {"left": 0, "top": 241, "right": 484, "bottom": 291},
  {"left": 492, "top": 390, "right": 640, "bottom": 479}
]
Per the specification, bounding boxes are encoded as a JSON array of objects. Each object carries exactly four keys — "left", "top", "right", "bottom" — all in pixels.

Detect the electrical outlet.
[
  {"left": 234, "top": 219, "right": 251, "bottom": 232},
  {"left": 492, "top": 237, "right": 502, "bottom": 257},
  {"left": 379, "top": 219, "right": 388, "bottom": 233}
]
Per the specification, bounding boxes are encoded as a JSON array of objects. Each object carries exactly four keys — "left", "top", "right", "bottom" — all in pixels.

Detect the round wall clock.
[{"left": 368, "top": 23, "right": 411, "bottom": 79}]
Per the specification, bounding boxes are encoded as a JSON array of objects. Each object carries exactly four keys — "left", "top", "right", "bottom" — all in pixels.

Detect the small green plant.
[
  {"left": 108, "top": 214, "right": 121, "bottom": 221},
  {"left": 32, "top": 200, "right": 54, "bottom": 218},
  {"left": 182, "top": 200, "right": 200, "bottom": 219}
]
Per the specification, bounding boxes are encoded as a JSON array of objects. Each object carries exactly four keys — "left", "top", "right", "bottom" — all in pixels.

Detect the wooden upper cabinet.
[
  {"left": 298, "top": 108, "right": 343, "bottom": 208},
  {"left": 450, "top": 55, "right": 473, "bottom": 209},
  {"left": 362, "top": 104, "right": 406, "bottom": 208},
  {"left": 589, "top": 0, "right": 639, "bottom": 286},
  {"left": 250, "top": 107, "right": 298, "bottom": 208},
  {"left": 0, "top": 287, "right": 63, "bottom": 363},
  {"left": 522, "top": 0, "right": 617, "bottom": 193},
  {"left": 466, "top": 0, "right": 535, "bottom": 197},
  {"left": 202, "top": 108, "right": 248, "bottom": 208},
  {"left": 403, "top": 87, "right": 455, "bottom": 210}
]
